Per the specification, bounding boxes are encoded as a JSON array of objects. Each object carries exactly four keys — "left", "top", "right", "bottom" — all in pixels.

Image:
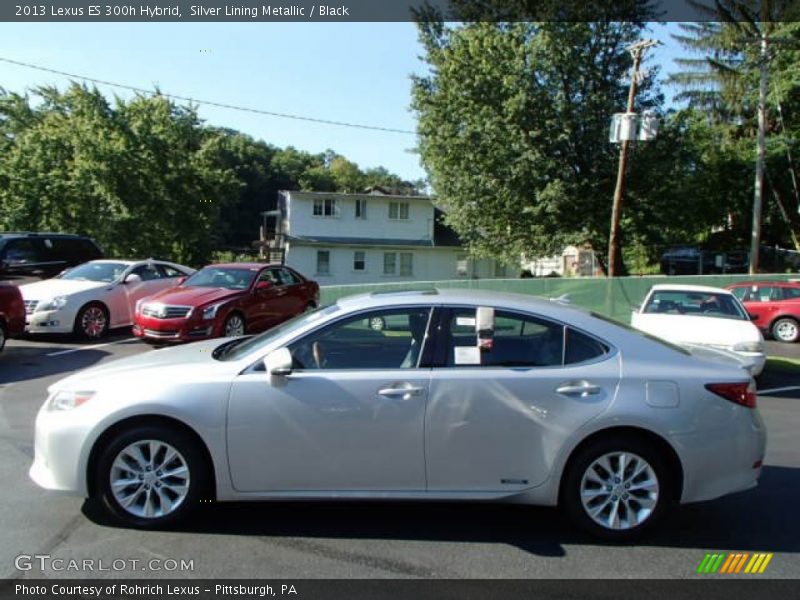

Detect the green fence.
[{"left": 320, "top": 274, "right": 798, "bottom": 324}]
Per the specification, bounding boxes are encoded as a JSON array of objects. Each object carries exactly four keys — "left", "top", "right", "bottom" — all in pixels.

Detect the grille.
[
  {"left": 24, "top": 300, "right": 39, "bottom": 315},
  {"left": 141, "top": 305, "right": 192, "bottom": 319},
  {"left": 143, "top": 329, "right": 180, "bottom": 339}
]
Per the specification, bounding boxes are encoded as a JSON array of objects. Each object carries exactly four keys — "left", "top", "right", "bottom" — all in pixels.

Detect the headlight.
[
  {"left": 202, "top": 303, "right": 224, "bottom": 320},
  {"left": 36, "top": 296, "right": 68, "bottom": 312},
  {"left": 733, "top": 341, "right": 764, "bottom": 353},
  {"left": 47, "top": 390, "right": 95, "bottom": 412}
]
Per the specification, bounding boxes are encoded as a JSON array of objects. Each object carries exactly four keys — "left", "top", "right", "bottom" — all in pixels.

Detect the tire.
[
  {"left": 562, "top": 436, "right": 672, "bottom": 541},
  {"left": 771, "top": 317, "right": 799, "bottom": 343},
  {"left": 304, "top": 302, "right": 316, "bottom": 313},
  {"left": 0, "top": 321, "right": 6, "bottom": 352},
  {"left": 223, "top": 312, "right": 246, "bottom": 337},
  {"left": 369, "top": 316, "right": 386, "bottom": 331},
  {"left": 95, "top": 425, "right": 209, "bottom": 529},
  {"left": 74, "top": 302, "right": 109, "bottom": 340}
]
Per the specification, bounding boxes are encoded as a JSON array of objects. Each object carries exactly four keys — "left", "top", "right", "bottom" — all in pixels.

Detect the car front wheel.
[
  {"left": 95, "top": 425, "right": 209, "bottom": 528},
  {"left": 74, "top": 302, "right": 109, "bottom": 340},
  {"left": 223, "top": 312, "right": 246, "bottom": 337},
  {"left": 562, "top": 437, "right": 671, "bottom": 541},
  {"left": 772, "top": 317, "right": 799, "bottom": 343}
]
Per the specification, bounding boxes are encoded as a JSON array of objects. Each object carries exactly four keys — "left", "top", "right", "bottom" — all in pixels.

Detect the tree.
[{"left": 411, "top": 19, "right": 661, "bottom": 269}]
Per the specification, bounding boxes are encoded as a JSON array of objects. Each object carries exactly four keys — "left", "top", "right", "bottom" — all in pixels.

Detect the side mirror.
[
  {"left": 264, "top": 347, "right": 293, "bottom": 377},
  {"left": 476, "top": 306, "right": 495, "bottom": 351},
  {"left": 124, "top": 273, "right": 142, "bottom": 284},
  {"left": 176, "top": 276, "right": 187, "bottom": 285},
  {"left": 256, "top": 280, "right": 273, "bottom": 292}
]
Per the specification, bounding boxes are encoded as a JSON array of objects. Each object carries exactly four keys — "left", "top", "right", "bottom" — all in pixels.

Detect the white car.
[
  {"left": 631, "top": 284, "right": 766, "bottom": 376},
  {"left": 21, "top": 260, "right": 194, "bottom": 339}
]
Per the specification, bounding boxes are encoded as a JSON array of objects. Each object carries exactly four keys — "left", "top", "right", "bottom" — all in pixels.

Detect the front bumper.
[
  {"left": 30, "top": 402, "right": 92, "bottom": 496},
  {"left": 132, "top": 316, "right": 217, "bottom": 343},
  {"left": 25, "top": 309, "right": 75, "bottom": 334}
]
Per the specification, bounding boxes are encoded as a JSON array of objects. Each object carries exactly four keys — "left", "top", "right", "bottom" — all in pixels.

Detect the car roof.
[
  {"left": 728, "top": 280, "right": 800, "bottom": 287},
  {"left": 0, "top": 232, "right": 93, "bottom": 240},
  {"left": 203, "top": 262, "right": 279, "bottom": 269},
  {"left": 648, "top": 283, "right": 733, "bottom": 295}
]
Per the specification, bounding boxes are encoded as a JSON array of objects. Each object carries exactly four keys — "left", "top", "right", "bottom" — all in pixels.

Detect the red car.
[
  {"left": 0, "top": 283, "right": 26, "bottom": 352},
  {"left": 727, "top": 280, "right": 800, "bottom": 343},
  {"left": 132, "top": 263, "right": 319, "bottom": 343}
]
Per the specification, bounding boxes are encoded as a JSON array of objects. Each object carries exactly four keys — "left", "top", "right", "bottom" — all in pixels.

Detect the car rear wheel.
[
  {"left": 74, "top": 302, "right": 109, "bottom": 340},
  {"left": 772, "top": 317, "right": 799, "bottom": 343},
  {"left": 95, "top": 425, "right": 208, "bottom": 528},
  {"left": 223, "top": 312, "right": 246, "bottom": 337},
  {"left": 562, "top": 437, "right": 671, "bottom": 541}
]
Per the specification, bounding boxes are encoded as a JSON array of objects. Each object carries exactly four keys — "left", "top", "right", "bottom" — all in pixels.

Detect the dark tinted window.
[
  {"left": 444, "top": 308, "right": 564, "bottom": 368},
  {"left": 158, "top": 264, "right": 186, "bottom": 278},
  {"left": 565, "top": 328, "right": 609, "bottom": 364},
  {"left": 2, "top": 239, "right": 40, "bottom": 263},
  {"left": 783, "top": 287, "right": 800, "bottom": 300},
  {"left": 131, "top": 264, "right": 163, "bottom": 281},
  {"left": 279, "top": 268, "right": 299, "bottom": 285}
]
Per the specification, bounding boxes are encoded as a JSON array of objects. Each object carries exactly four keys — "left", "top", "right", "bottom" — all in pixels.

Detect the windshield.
[
  {"left": 60, "top": 262, "right": 127, "bottom": 282},
  {"left": 642, "top": 290, "right": 748, "bottom": 321},
  {"left": 183, "top": 267, "right": 258, "bottom": 290},
  {"left": 216, "top": 304, "right": 341, "bottom": 361}
]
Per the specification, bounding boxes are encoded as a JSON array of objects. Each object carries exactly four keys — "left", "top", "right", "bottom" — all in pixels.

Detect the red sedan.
[
  {"left": 132, "top": 263, "right": 319, "bottom": 343},
  {"left": 727, "top": 280, "right": 800, "bottom": 343},
  {"left": 0, "top": 283, "right": 26, "bottom": 352}
]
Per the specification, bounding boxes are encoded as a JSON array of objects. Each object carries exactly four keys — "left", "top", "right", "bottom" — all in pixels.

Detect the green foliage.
[
  {"left": 412, "top": 20, "right": 662, "bottom": 268},
  {"left": 0, "top": 84, "right": 417, "bottom": 265}
]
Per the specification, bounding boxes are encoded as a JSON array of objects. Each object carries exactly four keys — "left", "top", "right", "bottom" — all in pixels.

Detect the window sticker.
[
  {"left": 454, "top": 346, "right": 481, "bottom": 365},
  {"left": 456, "top": 317, "right": 476, "bottom": 327}
]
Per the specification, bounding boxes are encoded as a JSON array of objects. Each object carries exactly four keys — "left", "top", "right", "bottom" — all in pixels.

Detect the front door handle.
[
  {"left": 556, "top": 382, "right": 601, "bottom": 397},
  {"left": 378, "top": 386, "right": 423, "bottom": 398}
]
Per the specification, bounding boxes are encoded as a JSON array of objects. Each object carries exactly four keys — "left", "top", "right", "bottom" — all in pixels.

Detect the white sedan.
[
  {"left": 21, "top": 260, "right": 194, "bottom": 339},
  {"left": 631, "top": 283, "right": 766, "bottom": 376}
]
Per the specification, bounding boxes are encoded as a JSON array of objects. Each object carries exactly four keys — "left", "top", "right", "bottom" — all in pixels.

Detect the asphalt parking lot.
[{"left": 0, "top": 333, "right": 798, "bottom": 579}]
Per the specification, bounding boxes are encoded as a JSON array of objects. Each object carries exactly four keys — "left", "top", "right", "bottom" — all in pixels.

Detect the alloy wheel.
[
  {"left": 81, "top": 306, "right": 107, "bottom": 338},
  {"left": 109, "top": 440, "right": 190, "bottom": 519},
  {"left": 579, "top": 451, "right": 659, "bottom": 531},
  {"left": 774, "top": 319, "right": 799, "bottom": 343},
  {"left": 225, "top": 315, "right": 245, "bottom": 337}
]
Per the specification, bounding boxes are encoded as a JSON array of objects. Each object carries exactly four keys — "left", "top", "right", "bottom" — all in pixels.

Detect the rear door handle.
[
  {"left": 556, "top": 383, "right": 601, "bottom": 397},
  {"left": 378, "top": 386, "right": 423, "bottom": 398}
]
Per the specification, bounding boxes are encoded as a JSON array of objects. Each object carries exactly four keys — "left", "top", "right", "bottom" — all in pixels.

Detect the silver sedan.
[{"left": 30, "top": 289, "right": 766, "bottom": 540}]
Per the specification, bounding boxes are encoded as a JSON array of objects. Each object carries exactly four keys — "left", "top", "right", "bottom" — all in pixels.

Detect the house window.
[
  {"left": 316, "top": 250, "right": 330, "bottom": 275},
  {"left": 494, "top": 262, "right": 507, "bottom": 277},
  {"left": 388, "top": 201, "right": 409, "bottom": 220},
  {"left": 383, "top": 252, "right": 396, "bottom": 275},
  {"left": 353, "top": 251, "right": 366, "bottom": 271},
  {"left": 400, "top": 252, "right": 413, "bottom": 276},
  {"left": 355, "top": 199, "right": 367, "bottom": 219},
  {"left": 313, "top": 198, "right": 338, "bottom": 217},
  {"left": 456, "top": 254, "right": 469, "bottom": 277}
]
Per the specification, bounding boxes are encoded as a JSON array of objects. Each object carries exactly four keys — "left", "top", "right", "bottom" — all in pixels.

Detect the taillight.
[{"left": 705, "top": 381, "right": 757, "bottom": 408}]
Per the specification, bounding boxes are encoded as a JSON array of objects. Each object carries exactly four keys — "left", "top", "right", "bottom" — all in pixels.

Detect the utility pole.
[
  {"left": 607, "top": 39, "right": 658, "bottom": 277},
  {"left": 750, "top": 29, "right": 769, "bottom": 274}
]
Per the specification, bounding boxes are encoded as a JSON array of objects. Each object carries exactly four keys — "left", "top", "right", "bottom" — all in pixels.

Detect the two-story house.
[{"left": 274, "top": 190, "right": 515, "bottom": 285}]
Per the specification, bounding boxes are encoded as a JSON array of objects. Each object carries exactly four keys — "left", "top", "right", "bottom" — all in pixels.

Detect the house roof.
[{"left": 287, "top": 235, "right": 435, "bottom": 248}]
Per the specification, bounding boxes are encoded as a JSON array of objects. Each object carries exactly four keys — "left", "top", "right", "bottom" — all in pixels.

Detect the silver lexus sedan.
[{"left": 30, "top": 289, "right": 766, "bottom": 540}]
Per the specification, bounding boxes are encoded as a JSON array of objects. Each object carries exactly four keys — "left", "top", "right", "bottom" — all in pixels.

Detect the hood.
[
  {"left": 631, "top": 313, "right": 762, "bottom": 347},
  {"left": 20, "top": 278, "right": 107, "bottom": 299},
  {"left": 50, "top": 338, "right": 234, "bottom": 392},
  {"left": 146, "top": 285, "right": 244, "bottom": 307}
]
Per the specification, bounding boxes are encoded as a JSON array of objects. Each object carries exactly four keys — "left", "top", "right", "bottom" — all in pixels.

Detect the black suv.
[
  {"left": 660, "top": 246, "right": 749, "bottom": 275},
  {"left": 0, "top": 233, "right": 103, "bottom": 283}
]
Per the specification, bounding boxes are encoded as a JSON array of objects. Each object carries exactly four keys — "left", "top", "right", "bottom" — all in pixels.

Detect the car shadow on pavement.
[
  {"left": 81, "top": 465, "right": 798, "bottom": 556},
  {"left": 0, "top": 346, "right": 113, "bottom": 384}
]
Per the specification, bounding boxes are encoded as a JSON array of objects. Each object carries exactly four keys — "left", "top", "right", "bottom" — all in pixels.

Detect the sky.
[{"left": 0, "top": 22, "right": 685, "bottom": 184}]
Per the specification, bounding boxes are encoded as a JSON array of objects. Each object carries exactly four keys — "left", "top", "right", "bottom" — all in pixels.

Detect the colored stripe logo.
[{"left": 697, "top": 552, "right": 773, "bottom": 574}]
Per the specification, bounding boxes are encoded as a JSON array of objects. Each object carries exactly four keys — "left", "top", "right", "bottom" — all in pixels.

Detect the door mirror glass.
[
  {"left": 264, "top": 347, "right": 293, "bottom": 376},
  {"left": 124, "top": 273, "right": 142, "bottom": 284},
  {"left": 176, "top": 276, "right": 187, "bottom": 285}
]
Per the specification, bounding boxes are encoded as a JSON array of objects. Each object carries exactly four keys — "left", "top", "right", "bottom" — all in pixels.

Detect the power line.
[{"left": 0, "top": 56, "right": 417, "bottom": 135}]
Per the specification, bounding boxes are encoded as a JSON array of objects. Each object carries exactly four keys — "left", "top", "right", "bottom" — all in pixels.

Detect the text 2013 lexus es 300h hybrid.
[{"left": 30, "top": 289, "right": 766, "bottom": 540}]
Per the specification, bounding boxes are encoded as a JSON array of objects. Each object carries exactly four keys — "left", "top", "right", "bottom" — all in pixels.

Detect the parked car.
[
  {"left": 31, "top": 289, "right": 765, "bottom": 540},
  {"left": 0, "top": 283, "right": 25, "bottom": 352},
  {"left": 0, "top": 232, "right": 103, "bottom": 283},
  {"left": 20, "top": 260, "right": 194, "bottom": 339},
  {"left": 631, "top": 284, "right": 765, "bottom": 376},
  {"left": 727, "top": 280, "right": 800, "bottom": 343},
  {"left": 132, "top": 263, "right": 319, "bottom": 343}
]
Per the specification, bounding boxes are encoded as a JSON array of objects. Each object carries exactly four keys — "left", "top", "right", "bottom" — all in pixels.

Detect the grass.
[{"left": 766, "top": 356, "right": 800, "bottom": 374}]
